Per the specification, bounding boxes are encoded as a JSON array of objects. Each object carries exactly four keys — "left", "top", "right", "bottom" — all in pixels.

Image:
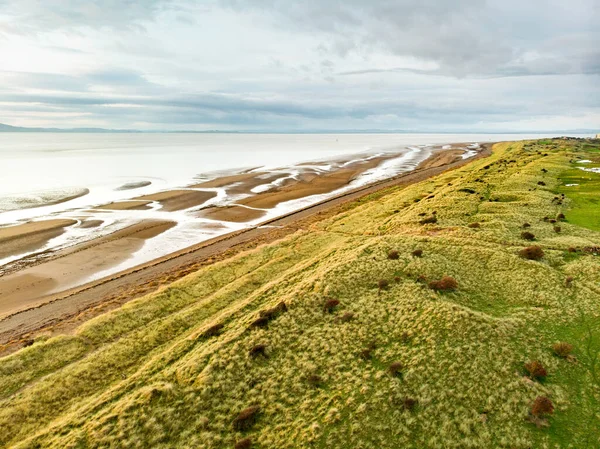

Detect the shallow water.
[{"left": 0, "top": 132, "right": 579, "bottom": 282}]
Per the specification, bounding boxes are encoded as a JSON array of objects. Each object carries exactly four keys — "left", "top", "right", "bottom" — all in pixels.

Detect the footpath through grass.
[{"left": 1, "top": 138, "right": 599, "bottom": 449}]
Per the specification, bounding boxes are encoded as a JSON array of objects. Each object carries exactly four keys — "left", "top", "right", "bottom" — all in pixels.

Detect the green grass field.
[{"left": 1, "top": 138, "right": 599, "bottom": 449}]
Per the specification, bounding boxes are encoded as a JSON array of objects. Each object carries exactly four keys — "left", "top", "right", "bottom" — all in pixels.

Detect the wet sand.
[
  {"left": 193, "top": 171, "right": 285, "bottom": 195},
  {"left": 78, "top": 220, "right": 104, "bottom": 229},
  {"left": 201, "top": 205, "right": 268, "bottom": 223},
  {"left": 0, "top": 220, "right": 176, "bottom": 320},
  {"left": 417, "top": 149, "right": 464, "bottom": 168},
  {"left": 198, "top": 155, "right": 394, "bottom": 222},
  {"left": 95, "top": 200, "right": 153, "bottom": 211},
  {"left": 0, "top": 219, "right": 78, "bottom": 260},
  {"left": 133, "top": 189, "right": 217, "bottom": 211}
]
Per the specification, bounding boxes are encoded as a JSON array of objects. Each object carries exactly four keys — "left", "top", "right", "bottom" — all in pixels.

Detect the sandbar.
[
  {"left": 0, "top": 219, "right": 78, "bottom": 260},
  {"left": 134, "top": 190, "right": 217, "bottom": 211},
  {"left": 0, "top": 220, "right": 176, "bottom": 319}
]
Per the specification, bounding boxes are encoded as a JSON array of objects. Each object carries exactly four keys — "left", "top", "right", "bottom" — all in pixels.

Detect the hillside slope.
[{"left": 1, "top": 139, "right": 599, "bottom": 449}]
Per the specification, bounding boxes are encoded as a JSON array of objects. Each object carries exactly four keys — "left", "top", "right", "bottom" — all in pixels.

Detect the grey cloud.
[
  {"left": 0, "top": 0, "right": 598, "bottom": 130},
  {"left": 222, "top": 0, "right": 599, "bottom": 77},
  {"left": 0, "top": 0, "right": 177, "bottom": 34}
]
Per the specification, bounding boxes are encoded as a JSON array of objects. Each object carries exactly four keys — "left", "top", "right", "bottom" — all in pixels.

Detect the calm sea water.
[{"left": 0, "top": 132, "right": 570, "bottom": 199}]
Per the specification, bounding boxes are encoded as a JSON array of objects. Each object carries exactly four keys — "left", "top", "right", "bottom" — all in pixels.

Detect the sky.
[{"left": 0, "top": 0, "right": 599, "bottom": 132}]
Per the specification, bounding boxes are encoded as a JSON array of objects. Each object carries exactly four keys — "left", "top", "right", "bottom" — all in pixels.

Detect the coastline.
[{"left": 0, "top": 143, "right": 492, "bottom": 355}]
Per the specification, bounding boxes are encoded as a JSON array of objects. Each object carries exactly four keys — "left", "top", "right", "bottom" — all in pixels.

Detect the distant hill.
[
  {"left": 0, "top": 123, "right": 138, "bottom": 133},
  {"left": 0, "top": 122, "right": 597, "bottom": 135}
]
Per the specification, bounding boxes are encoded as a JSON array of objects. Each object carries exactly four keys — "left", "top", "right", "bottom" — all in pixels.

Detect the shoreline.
[{"left": 0, "top": 143, "right": 492, "bottom": 355}]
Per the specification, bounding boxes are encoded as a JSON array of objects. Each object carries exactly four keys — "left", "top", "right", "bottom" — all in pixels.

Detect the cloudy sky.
[{"left": 0, "top": 0, "right": 599, "bottom": 131}]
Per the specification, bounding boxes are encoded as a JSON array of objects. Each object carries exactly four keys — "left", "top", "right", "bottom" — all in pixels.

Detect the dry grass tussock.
[{"left": 0, "top": 139, "right": 599, "bottom": 448}]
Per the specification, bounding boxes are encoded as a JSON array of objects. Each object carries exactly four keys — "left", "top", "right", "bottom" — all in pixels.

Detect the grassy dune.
[{"left": 1, "top": 138, "right": 600, "bottom": 449}]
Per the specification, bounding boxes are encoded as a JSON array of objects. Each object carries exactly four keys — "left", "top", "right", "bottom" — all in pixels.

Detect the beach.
[{"left": 0, "top": 142, "right": 492, "bottom": 354}]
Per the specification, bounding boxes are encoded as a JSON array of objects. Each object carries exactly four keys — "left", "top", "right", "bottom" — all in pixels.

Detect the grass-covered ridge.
[{"left": 1, "top": 138, "right": 599, "bottom": 449}]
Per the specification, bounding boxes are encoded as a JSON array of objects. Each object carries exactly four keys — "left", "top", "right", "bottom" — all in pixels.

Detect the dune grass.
[{"left": 0, "top": 138, "right": 599, "bottom": 449}]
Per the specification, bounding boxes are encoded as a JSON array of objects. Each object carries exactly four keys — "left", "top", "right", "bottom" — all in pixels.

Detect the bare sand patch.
[
  {"left": 95, "top": 200, "right": 153, "bottom": 211},
  {"left": 193, "top": 171, "right": 287, "bottom": 195},
  {"left": 0, "top": 219, "right": 78, "bottom": 260},
  {"left": 134, "top": 190, "right": 217, "bottom": 211},
  {"left": 199, "top": 205, "right": 268, "bottom": 223},
  {"left": 0, "top": 220, "right": 176, "bottom": 320},
  {"left": 78, "top": 220, "right": 104, "bottom": 229},
  {"left": 191, "top": 171, "right": 267, "bottom": 188},
  {"left": 194, "top": 155, "right": 394, "bottom": 222},
  {"left": 418, "top": 150, "right": 464, "bottom": 169},
  {"left": 238, "top": 155, "right": 393, "bottom": 210},
  {"left": 115, "top": 181, "right": 152, "bottom": 191}
]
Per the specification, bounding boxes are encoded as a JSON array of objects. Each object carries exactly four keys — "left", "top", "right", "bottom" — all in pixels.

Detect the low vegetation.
[{"left": 0, "top": 138, "right": 599, "bottom": 448}]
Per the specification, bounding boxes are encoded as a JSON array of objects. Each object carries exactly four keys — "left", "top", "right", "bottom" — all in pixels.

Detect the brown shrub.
[
  {"left": 259, "top": 302, "right": 287, "bottom": 320},
  {"left": 553, "top": 225, "right": 561, "bottom": 233},
  {"left": 521, "top": 231, "right": 536, "bottom": 241},
  {"left": 202, "top": 323, "right": 224, "bottom": 338},
  {"left": 524, "top": 360, "right": 547, "bottom": 380},
  {"left": 323, "top": 298, "right": 340, "bottom": 313},
  {"left": 557, "top": 213, "right": 565, "bottom": 220},
  {"left": 519, "top": 246, "right": 544, "bottom": 260},
  {"left": 232, "top": 406, "right": 261, "bottom": 431},
  {"left": 568, "top": 247, "right": 577, "bottom": 253},
  {"left": 22, "top": 339, "right": 34, "bottom": 348},
  {"left": 522, "top": 223, "right": 531, "bottom": 228},
  {"left": 235, "top": 438, "right": 252, "bottom": 449},
  {"left": 531, "top": 396, "right": 554, "bottom": 418},
  {"left": 378, "top": 279, "right": 389, "bottom": 290},
  {"left": 249, "top": 344, "right": 267, "bottom": 358},
  {"left": 360, "top": 348, "right": 373, "bottom": 360},
  {"left": 387, "top": 250, "right": 399, "bottom": 260},
  {"left": 403, "top": 397, "right": 418, "bottom": 411},
  {"left": 412, "top": 249, "right": 423, "bottom": 257},
  {"left": 416, "top": 274, "right": 428, "bottom": 283},
  {"left": 428, "top": 276, "right": 458, "bottom": 292},
  {"left": 307, "top": 374, "right": 324, "bottom": 387},
  {"left": 360, "top": 342, "right": 377, "bottom": 360},
  {"left": 339, "top": 311, "right": 355, "bottom": 323},
  {"left": 250, "top": 316, "right": 270, "bottom": 329},
  {"left": 552, "top": 342, "right": 573, "bottom": 358},
  {"left": 419, "top": 216, "right": 438, "bottom": 225},
  {"left": 394, "top": 276, "right": 401, "bottom": 282},
  {"left": 565, "top": 276, "right": 574, "bottom": 287},
  {"left": 468, "top": 222, "right": 481, "bottom": 228},
  {"left": 388, "top": 361, "right": 404, "bottom": 377},
  {"left": 251, "top": 302, "right": 288, "bottom": 330}
]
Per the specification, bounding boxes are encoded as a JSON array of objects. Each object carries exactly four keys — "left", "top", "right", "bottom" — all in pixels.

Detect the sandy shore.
[
  {"left": 95, "top": 189, "right": 217, "bottom": 212},
  {"left": 201, "top": 205, "right": 268, "bottom": 223},
  {"left": 0, "top": 144, "right": 492, "bottom": 354},
  {"left": 133, "top": 189, "right": 217, "bottom": 211},
  {"left": 95, "top": 200, "right": 153, "bottom": 211},
  {"left": 0, "top": 220, "right": 175, "bottom": 320},
  {"left": 0, "top": 219, "right": 78, "bottom": 260},
  {"left": 198, "top": 154, "right": 395, "bottom": 222}
]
